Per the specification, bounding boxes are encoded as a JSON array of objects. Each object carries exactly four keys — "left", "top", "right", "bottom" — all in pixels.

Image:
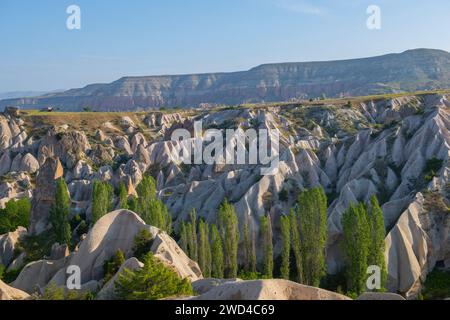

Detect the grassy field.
[
  {"left": 18, "top": 88, "right": 450, "bottom": 132},
  {"left": 240, "top": 89, "right": 450, "bottom": 110},
  {"left": 20, "top": 109, "right": 196, "bottom": 136},
  {"left": 22, "top": 111, "right": 145, "bottom": 133}
]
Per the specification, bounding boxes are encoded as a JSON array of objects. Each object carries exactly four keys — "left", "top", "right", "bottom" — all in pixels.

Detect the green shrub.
[
  {"left": 49, "top": 178, "right": 71, "bottom": 245},
  {"left": 422, "top": 269, "right": 450, "bottom": 300},
  {"left": 424, "top": 158, "right": 443, "bottom": 182},
  {"left": 1, "top": 267, "right": 23, "bottom": 284},
  {"left": 0, "top": 264, "right": 4, "bottom": 280},
  {"left": 0, "top": 198, "right": 31, "bottom": 234},
  {"left": 103, "top": 250, "right": 126, "bottom": 284},
  {"left": 17, "top": 230, "right": 56, "bottom": 263},
  {"left": 40, "top": 282, "right": 95, "bottom": 300},
  {"left": 40, "top": 282, "right": 65, "bottom": 300},
  {"left": 115, "top": 252, "right": 193, "bottom": 300},
  {"left": 133, "top": 229, "right": 154, "bottom": 261},
  {"left": 238, "top": 271, "right": 264, "bottom": 280}
]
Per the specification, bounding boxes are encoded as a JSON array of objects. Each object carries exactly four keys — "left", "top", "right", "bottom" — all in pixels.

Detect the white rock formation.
[
  {"left": 191, "top": 279, "right": 351, "bottom": 300},
  {"left": 0, "top": 279, "right": 29, "bottom": 300}
]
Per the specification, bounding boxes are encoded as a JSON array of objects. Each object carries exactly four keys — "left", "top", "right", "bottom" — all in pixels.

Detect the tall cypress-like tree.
[
  {"left": 342, "top": 203, "right": 370, "bottom": 296},
  {"left": 297, "top": 187, "right": 328, "bottom": 287},
  {"left": 218, "top": 199, "right": 239, "bottom": 278},
  {"left": 249, "top": 227, "right": 257, "bottom": 274},
  {"left": 280, "top": 215, "right": 291, "bottom": 280},
  {"left": 198, "top": 219, "right": 211, "bottom": 277},
  {"left": 289, "top": 209, "right": 303, "bottom": 283},
  {"left": 49, "top": 178, "right": 71, "bottom": 245},
  {"left": 118, "top": 182, "right": 129, "bottom": 210},
  {"left": 128, "top": 196, "right": 138, "bottom": 213},
  {"left": 92, "top": 180, "right": 114, "bottom": 224},
  {"left": 135, "top": 175, "right": 171, "bottom": 233},
  {"left": 242, "top": 215, "right": 252, "bottom": 273},
  {"left": 210, "top": 224, "right": 224, "bottom": 278},
  {"left": 179, "top": 222, "right": 188, "bottom": 254},
  {"left": 367, "top": 195, "right": 387, "bottom": 291},
  {"left": 260, "top": 215, "right": 273, "bottom": 278},
  {"left": 205, "top": 224, "right": 212, "bottom": 277},
  {"left": 183, "top": 210, "right": 198, "bottom": 262}
]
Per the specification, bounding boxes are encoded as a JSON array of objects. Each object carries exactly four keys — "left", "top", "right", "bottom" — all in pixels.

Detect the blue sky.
[{"left": 1, "top": 0, "right": 450, "bottom": 92}]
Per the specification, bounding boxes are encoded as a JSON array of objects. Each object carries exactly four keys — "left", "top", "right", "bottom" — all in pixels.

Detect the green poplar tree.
[
  {"left": 118, "top": 182, "right": 129, "bottom": 210},
  {"left": 92, "top": 180, "right": 114, "bottom": 224},
  {"left": 210, "top": 224, "right": 224, "bottom": 278},
  {"left": 198, "top": 219, "right": 211, "bottom": 277},
  {"left": 297, "top": 187, "right": 328, "bottom": 287},
  {"left": 179, "top": 222, "right": 188, "bottom": 254},
  {"left": 242, "top": 216, "right": 251, "bottom": 272},
  {"left": 183, "top": 210, "right": 198, "bottom": 262},
  {"left": 260, "top": 215, "right": 273, "bottom": 278},
  {"left": 49, "top": 178, "right": 71, "bottom": 245},
  {"left": 205, "top": 225, "right": 212, "bottom": 277},
  {"left": 218, "top": 199, "right": 239, "bottom": 278},
  {"left": 367, "top": 195, "right": 387, "bottom": 291},
  {"left": 342, "top": 203, "right": 370, "bottom": 296},
  {"left": 135, "top": 175, "right": 172, "bottom": 234},
  {"left": 280, "top": 214, "right": 291, "bottom": 280},
  {"left": 289, "top": 209, "right": 303, "bottom": 283},
  {"left": 128, "top": 196, "right": 138, "bottom": 212}
]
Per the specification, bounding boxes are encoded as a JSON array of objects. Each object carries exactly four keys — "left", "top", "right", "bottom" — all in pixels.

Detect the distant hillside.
[
  {"left": 0, "top": 90, "right": 61, "bottom": 100},
  {"left": 2, "top": 48, "right": 450, "bottom": 111}
]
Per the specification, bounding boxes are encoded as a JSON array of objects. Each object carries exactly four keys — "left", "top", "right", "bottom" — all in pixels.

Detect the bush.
[
  {"left": 17, "top": 230, "right": 56, "bottom": 263},
  {"left": 133, "top": 229, "right": 154, "bottom": 261},
  {"left": 424, "top": 158, "right": 443, "bottom": 182},
  {"left": 115, "top": 253, "right": 193, "bottom": 300},
  {"left": 40, "top": 282, "right": 65, "bottom": 300},
  {"left": 0, "top": 198, "right": 31, "bottom": 234},
  {"left": 40, "top": 282, "right": 95, "bottom": 300},
  {"left": 238, "top": 271, "right": 264, "bottom": 280},
  {"left": 1, "top": 267, "right": 23, "bottom": 284},
  {"left": 422, "top": 269, "right": 450, "bottom": 300},
  {"left": 103, "top": 250, "right": 126, "bottom": 284},
  {"left": 0, "top": 264, "right": 4, "bottom": 280}
]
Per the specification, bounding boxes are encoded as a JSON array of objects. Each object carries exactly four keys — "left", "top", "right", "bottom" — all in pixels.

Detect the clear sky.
[{"left": 1, "top": 0, "right": 450, "bottom": 92}]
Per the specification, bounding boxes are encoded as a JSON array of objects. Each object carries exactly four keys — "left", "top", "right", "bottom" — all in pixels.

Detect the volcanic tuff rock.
[
  {"left": 37, "top": 129, "right": 91, "bottom": 169},
  {"left": 0, "top": 91, "right": 449, "bottom": 298},
  {"left": 0, "top": 279, "right": 29, "bottom": 300},
  {"left": 357, "top": 292, "right": 406, "bottom": 300},
  {"left": 29, "top": 157, "right": 64, "bottom": 235},
  {"left": 12, "top": 210, "right": 202, "bottom": 294},
  {"left": 192, "top": 278, "right": 243, "bottom": 295},
  {"left": 191, "top": 279, "right": 351, "bottom": 300},
  {"left": 3, "top": 49, "right": 450, "bottom": 111},
  {"left": 0, "top": 226, "right": 26, "bottom": 267}
]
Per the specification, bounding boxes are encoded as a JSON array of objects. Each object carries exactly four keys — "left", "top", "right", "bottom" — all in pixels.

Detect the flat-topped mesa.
[{"left": 2, "top": 49, "right": 450, "bottom": 111}]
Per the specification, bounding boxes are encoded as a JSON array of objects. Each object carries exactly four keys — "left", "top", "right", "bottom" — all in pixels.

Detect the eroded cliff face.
[
  {"left": 2, "top": 49, "right": 450, "bottom": 111},
  {"left": 0, "top": 92, "right": 449, "bottom": 298}
]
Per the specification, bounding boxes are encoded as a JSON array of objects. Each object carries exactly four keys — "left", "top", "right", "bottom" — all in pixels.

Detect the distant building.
[{"left": 41, "top": 106, "right": 54, "bottom": 112}]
